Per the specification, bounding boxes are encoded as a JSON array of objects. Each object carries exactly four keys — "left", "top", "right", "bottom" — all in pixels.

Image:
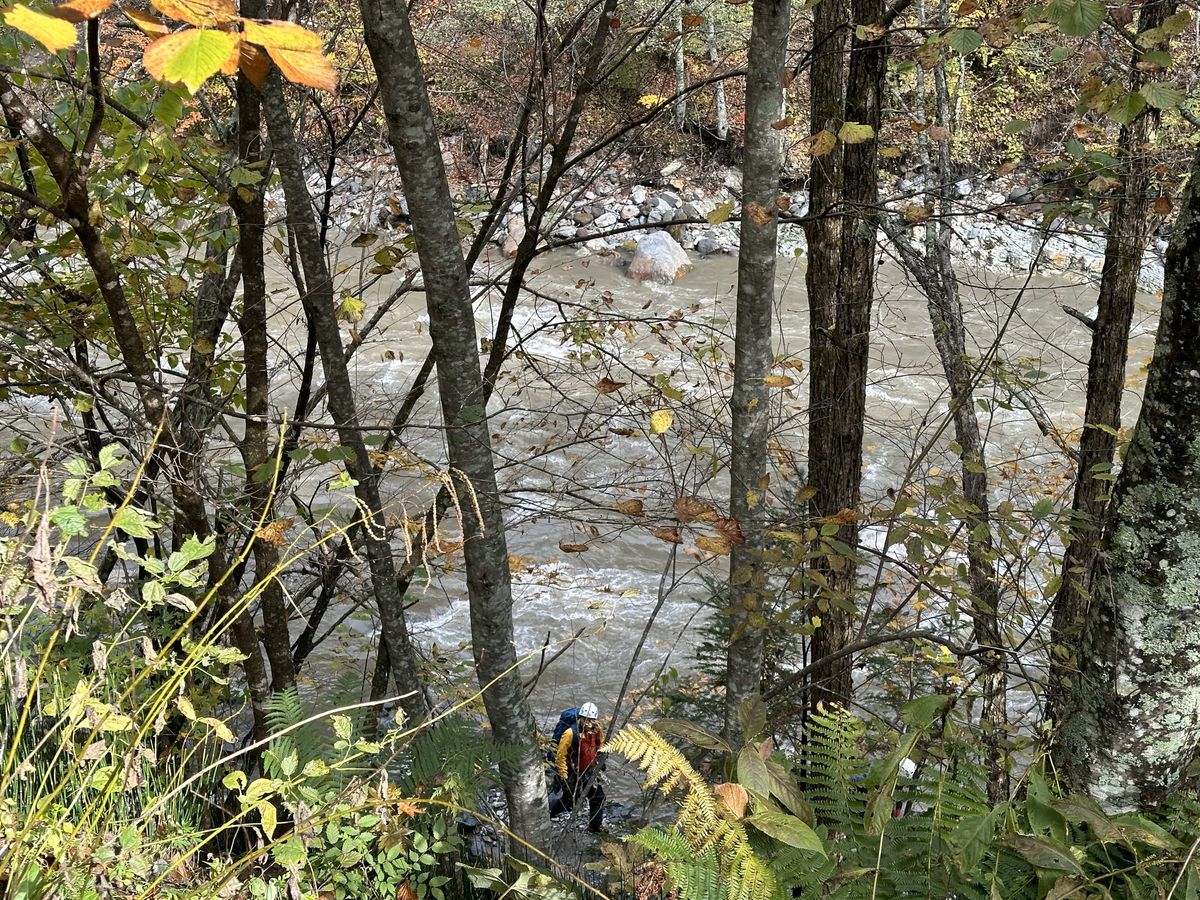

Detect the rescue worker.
[{"left": 548, "top": 701, "right": 606, "bottom": 833}]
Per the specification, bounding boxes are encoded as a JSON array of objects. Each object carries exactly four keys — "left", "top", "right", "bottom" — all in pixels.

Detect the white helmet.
[{"left": 579, "top": 702, "right": 599, "bottom": 719}]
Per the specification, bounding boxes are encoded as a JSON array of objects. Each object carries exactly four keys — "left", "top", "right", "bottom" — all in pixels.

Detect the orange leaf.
[
  {"left": 714, "top": 783, "right": 749, "bottom": 819},
  {"left": 239, "top": 42, "right": 268, "bottom": 87},
  {"left": 653, "top": 526, "right": 683, "bottom": 544},
  {"left": 763, "top": 374, "right": 794, "bottom": 388},
  {"left": 265, "top": 45, "right": 336, "bottom": 92},
  {"left": 613, "top": 499, "right": 645, "bottom": 516},
  {"left": 3, "top": 4, "right": 77, "bottom": 52},
  {"left": 52, "top": 0, "right": 112, "bottom": 23},
  {"left": 150, "top": 0, "right": 233, "bottom": 26},
  {"left": 1152, "top": 196, "right": 1173, "bottom": 215},
  {"left": 558, "top": 540, "right": 589, "bottom": 553},
  {"left": 595, "top": 376, "right": 627, "bottom": 394},
  {"left": 673, "top": 495, "right": 717, "bottom": 523},
  {"left": 241, "top": 17, "right": 322, "bottom": 51},
  {"left": 124, "top": 7, "right": 168, "bottom": 34},
  {"left": 714, "top": 517, "right": 746, "bottom": 545}
]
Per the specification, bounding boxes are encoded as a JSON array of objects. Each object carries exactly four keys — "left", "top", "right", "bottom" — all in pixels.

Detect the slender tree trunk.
[
  {"left": 260, "top": 73, "right": 429, "bottom": 726},
  {"left": 723, "top": 0, "right": 790, "bottom": 740},
  {"left": 1048, "top": 0, "right": 1172, "bottom": 722},
  {"left": 706, "top": 13, "right": 728, "bottom": 141},
  {"left": 1054, "top": 142, "right": 1200, "bottom": 810},
  {"left": 674, "top": 4, "right": 687, "bottom": 130},
  {"left": 804, "top": 0, "right": 884, "bottom": 712},
  {"left": 357, "top": 0, "right": 550, "bottom": 849}
]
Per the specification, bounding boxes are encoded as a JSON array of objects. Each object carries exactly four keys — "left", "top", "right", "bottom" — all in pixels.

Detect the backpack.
[{"left": 550, "top": 707, "right": 582, "bottom": 747}]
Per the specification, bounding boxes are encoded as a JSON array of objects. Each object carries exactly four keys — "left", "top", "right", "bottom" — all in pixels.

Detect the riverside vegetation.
[{"left": 2, "top": 0, "right": 1200, "bottom": 896}]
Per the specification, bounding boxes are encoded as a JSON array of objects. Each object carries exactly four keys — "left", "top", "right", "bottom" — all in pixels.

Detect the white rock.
[
  {"left": 661, "top": 160, "right": 684, "bottom": 177},
  {"left": 631, "top": 186, "right": 648, "bottom": 204},
  {"left": 501, "top": 219, "right": 526, "bottom": 258},
  {"left": 628, "top": 231, "right": 692, "bottom": 284},
  {"left": 595, "top": 211, "right": 618, "bottom": 228},
  {"left": 620, "top": 204, "right": 640, "bottom": 221}
]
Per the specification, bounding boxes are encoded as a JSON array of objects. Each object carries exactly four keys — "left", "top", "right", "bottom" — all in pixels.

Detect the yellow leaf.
[
  {"left": 696, "top": 533, "right": 732, "bottom": 555},
  {"left": 810, "top": 129, "right": 837, "bottom": 157},
  {"left": 176, "top": 696, "right": 197, "bottom": 720},
  {"left": 336, "top": 296, "right": 364, "bottom": 323},
  {"left": 143, "top": 28, "right": 238, "bottom": 94},
  {"left": 649, "top": 409, "right": 673, "bottom": 435},
  {"left": 240, "top": 18, "right": 322, "bottom": 51},
  {"left": 3, "top": 4, "right": 78, "bottom": 52},
  {"left": 124, "top": 7, "right": 168, "bottom": 34},
  {"left": 763, "top": 374, "right": 794, "bottom": 388},
  {"left": 265, "top": 45, "right": 336, "bottom": 92},
  {"left": 879, "top": 146, "right": 903, "bottom": 159},
  {"left": 838, "top": 122, "right": 875, "bottom": 144},
  {"left": 149, "top": 0, "right": 232, "bottom": 26},
  {"left": 638, "top": 94, "right": 667, "bottom": 107},
  {"left": 51, "top": 0, "right": 112, "bottom": 23}
]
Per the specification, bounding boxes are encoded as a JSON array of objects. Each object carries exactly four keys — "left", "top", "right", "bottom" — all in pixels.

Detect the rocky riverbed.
[{"left": 283, "top": 152, "right": 1167, "bottom": 294}]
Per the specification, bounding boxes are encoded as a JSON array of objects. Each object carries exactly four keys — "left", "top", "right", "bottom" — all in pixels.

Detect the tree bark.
[
  {"left": 1054, "top": 141, "right": 1200, "bottom": 810},
  {"left": 804, "top": 0, "right": 884, "bottom": 711},
  {"left": 706, "top": 14, "right": 728, "bottom": 141},
  {"left": 723, "top": 0, "right": 790, "bottom": 740},
  {"left": 1048, "top": 0, "right": 1172, "bottom": 724},
  {"left": 357, "top": 0, "right": 550, "bottom": 849},
  {"left": 260, "top": 73, "right": 429, "bottom": 726},
  {"left": 674, "top": 4, "right": 687, "bottom": 129}
]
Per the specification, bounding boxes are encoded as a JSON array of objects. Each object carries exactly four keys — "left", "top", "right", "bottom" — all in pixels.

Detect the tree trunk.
[
  {"left": 357, "top": 0, "right": 550, "bottom": 850},
  {"left": 804, "top": 0, "right": 883, "bottom": 712},
  {"left": 1048, "top": 0, "right": 1172, "bottom": 722},
  {"left": 260, "top": 73, "right": 429, "bottom": 726},
  {"left": 707, "top": 13, "right": 728, "bottom": 141},
  {"left": 723, "top": 0, "right": 790, "bottom": 740},
  {"left": 1054, "top": 141, "right": 1200, "bottom": 810},
  {"left": 674, "top": 5, "right": 687, "bottom": 130}
]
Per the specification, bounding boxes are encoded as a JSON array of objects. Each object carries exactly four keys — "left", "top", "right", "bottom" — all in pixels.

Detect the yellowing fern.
[{"left": 610, "top": 725, "right": 778, "bottom": 900}]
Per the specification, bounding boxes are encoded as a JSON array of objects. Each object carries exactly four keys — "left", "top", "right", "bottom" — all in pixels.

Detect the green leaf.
[
  {"left": 52, "top": 505, "right": 87, "bottom": 536},
  {"left": 1031, "top": 498, "right": 1054, "bottom": 519},
  {"left": 143, "top": 28, "right": 238, "bottom": 95},
  {"left": 1139, "top": 81, "right": 1184, "bottom": 110},
  {"left": 945, "top": 28, "right": 983, "bottom": 54},
  {"left": 259, "top": 801, "right": 277, "bottom": 840},
  {"left": 1007, "top": 835, "right": 1084, "bottom": 875},
  {"left": 113, "top": 506, "right": 157, "bottom": 539},
  {"left": 901, "top": 694, "right": 950, "bottom": 728},
  {"left": 652, "top": 718, "right": 733, "bottom": 754},
  {"left": 950, "top": 808, "right": 1000, "bottom": 871},
  {"left": 1108, "top": 91, "right": 1147, "bottom": 126},
  {"left": 1054, "top": 0, "right": 1104, "bottom": 36},
  {"left": 737, "top": 695, "right": 767, "bottom": 740},
  {"left": 737, "top": 745, "right": 771, "bottom": 797},
  {"left": 1004, "top": 119, "right": 1030, "bottom": 134},
  {"left": 746, "top": 810, "right": 825, "bottom": 856}
]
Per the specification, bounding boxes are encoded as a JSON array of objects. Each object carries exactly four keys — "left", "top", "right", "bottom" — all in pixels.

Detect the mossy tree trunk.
[{"left": 1055, "top": 142, "right": 1200, "bottom": 810}]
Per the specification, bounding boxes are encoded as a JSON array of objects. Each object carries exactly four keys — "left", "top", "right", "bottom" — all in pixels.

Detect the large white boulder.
[{"left": 628, "top": 231, "right": 692, "bottom": 284}]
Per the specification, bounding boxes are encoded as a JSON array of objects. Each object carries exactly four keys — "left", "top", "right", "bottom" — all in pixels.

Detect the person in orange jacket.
[{"left": 548, "top": 701, "right": 606, "bottom": 833}]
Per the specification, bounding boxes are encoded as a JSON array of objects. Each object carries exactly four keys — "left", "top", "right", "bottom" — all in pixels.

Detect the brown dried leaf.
[
  {"left": 558, "top": 540, "right": 589, "bottom": 553},
  {"left": 614, "top": 499, "right": 645, "bottom": 516},
  {"left": 673, "top": 495, "right": 717, "bottom": 523},
  {"left": 714, "top": 782, "right": 749, "bottom": 819},
  {"left": 653, "top": 526, "right": 683, "bottom": 544},
  {"left": 595, "top": 376, "right": 627, "bottom": 394},
  {"left": 695, "top": 533, "right": 732, "bottom": 555},
  {"left": 714, "top": 517, "right": 746, "bottom": 545}
]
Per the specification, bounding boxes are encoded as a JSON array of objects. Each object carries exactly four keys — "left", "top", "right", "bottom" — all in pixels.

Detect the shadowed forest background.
[{"left": 2, "top": 0, "right": 1200, "bottom": 895}]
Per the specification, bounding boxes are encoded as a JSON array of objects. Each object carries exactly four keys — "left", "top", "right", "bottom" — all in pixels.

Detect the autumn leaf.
[
  {"left": 763, "top": 374, "right": 794, "bottom": 388},
  {"left": 746, "top": 202, "right": 773, "bottom": 227},
  {"left": 682, "top": 13, "right": 704, "bottom": 25},
  {"left": 696, "top": 533, "right": 732, "bottom": 555},
  {"left": 239, "top": 42, "right": 269, "bottom": 87},
  {"left": 51, "top": 0, "right": 111, "bottom": 23},
  {"left": 706, "top": 200, "right": 736, "bottom": 224},
  {"left": 715, "top": 783, "right": 749, "bottom": 819},
  {"left": 144, "top": 28, "right": 239, "bottom": 94},
  {"left": 653, "top": 526, "right": 683, "bottom": 544},
  {"left": 879, "top": 146, "right": 902, "bottom": 159},
  {"left": 810, "top": 129, "right": 837, "bottom": 157},
  {"left": 149, "top": 0, "right": 233, "bottom": 26},
  {"left": 903, "top": 204, "right": 933, "bottom": 224},
  {"left": 1152, "top": 196, "right": 1173, "bottom": 215},
  {"left": 335, "top": 296, "right": 364, "bottom": 323},
  {"left": 124, "top": 7, "right": 168, "bottom": 33},
  {"left": 855, "top": 22, "right": 886, "bottom": 39},
  {"left": 613, "top": 498, "right": 645, "bottom": 516},
  {"left": 838, "top": 121, "right": 875, "bottom": 144},
  {"left": 559, "top": 540, "right": 589, "bottom": 553},
  {"left": 771, "top": 116, "right": 795, "bottom": 130},
  {"left": 714, "top": 517, "right": 746, "bottom": 545},
  {"left": 255, "top": 518, "right": 294, "bottom": 547},
  {"left": 595, "top": 376, "right": 627, "bottom": 394},
  {"left": 4, "top": 4, "right": 78, "bottom": 52},
  {"left": 265, "top": 46, "right": 336, "bottom": 92},
  {"left": 673, "top": 495, "right": 718, "bottom": 523},
  {"left": 928, "top": 125, "right": 952, "bottom": 142},
  {"left": 241, "top": 18, "right": 322, "bottom": 51},
  {"left": 649, "top": 409, "right": 673, "bottom": 435},
  {"left": 164, "top": 274, "right": 188, "bottom": 298}
]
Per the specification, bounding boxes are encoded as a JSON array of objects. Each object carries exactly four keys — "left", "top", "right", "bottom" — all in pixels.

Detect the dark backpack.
[{"left": 551, "top": 707, "right": 582, "bottom": 747}]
